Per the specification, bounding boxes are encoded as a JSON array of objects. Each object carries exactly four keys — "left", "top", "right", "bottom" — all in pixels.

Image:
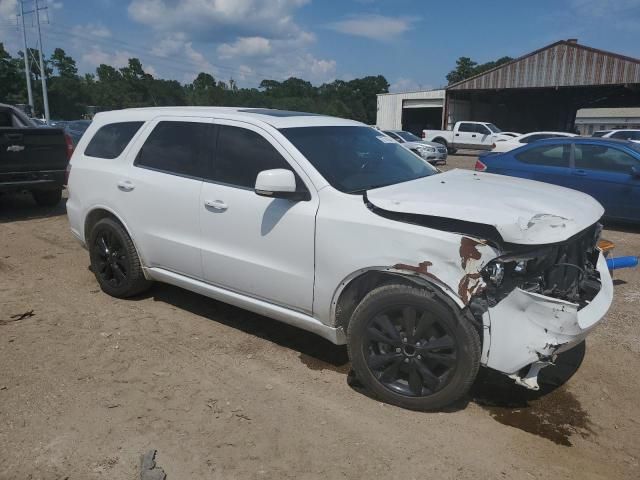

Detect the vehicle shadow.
[
  {"left": 0, "top": 192, "right": 67, "bottom": 223},
  {"left": 145, "top": 283, "right": 350, "bottom": 369},
  {"left": 138, "top": 282, "right": 586, "bottom": 421}
]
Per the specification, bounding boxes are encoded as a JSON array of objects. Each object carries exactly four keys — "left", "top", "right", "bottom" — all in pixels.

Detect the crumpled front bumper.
[{"left": 482, "top": 251, "right": 613, "bottom": 375}]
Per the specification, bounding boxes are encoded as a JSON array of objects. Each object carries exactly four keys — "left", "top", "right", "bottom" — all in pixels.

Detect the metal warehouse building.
[{"left": 377, "top": 39, "right": 640, "bottom": 135}]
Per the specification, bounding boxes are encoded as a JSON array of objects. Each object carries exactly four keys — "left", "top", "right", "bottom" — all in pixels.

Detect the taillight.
[
  {"left": 64, "top": 133, "right": 74, "bottom": 160},
  {"left": 475, "top": 159, "right": 487, "bottom": 171}
]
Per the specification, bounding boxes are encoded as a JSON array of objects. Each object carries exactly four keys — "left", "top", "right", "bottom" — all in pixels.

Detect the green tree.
[{"left": 446, "top": 56, "right": 513, "bottom": 85}]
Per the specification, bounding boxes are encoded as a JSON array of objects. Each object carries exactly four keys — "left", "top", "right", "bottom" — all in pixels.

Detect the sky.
[{"left": 1, "top": 0, "right": 639, "bottom": 91}]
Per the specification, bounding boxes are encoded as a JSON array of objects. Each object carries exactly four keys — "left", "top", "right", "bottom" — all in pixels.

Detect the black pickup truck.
[{"left": 0, "top": 103, "right": 71, "bottom": 207}]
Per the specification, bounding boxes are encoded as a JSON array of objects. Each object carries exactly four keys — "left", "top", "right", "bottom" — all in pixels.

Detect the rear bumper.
[
  {"left": 0, "top": 170, "right": 65, "bottom": 192},
  {"left": 483, "top": 252, "right": 613, "bottom": 374}
]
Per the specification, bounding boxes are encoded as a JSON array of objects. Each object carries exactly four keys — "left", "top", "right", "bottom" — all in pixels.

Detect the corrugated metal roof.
[
  {"left": 448, "top": 40, "right": 640, "bottom": 91},
  {"left": 576, "top": 107, "right": 640, "bottom": 118}
]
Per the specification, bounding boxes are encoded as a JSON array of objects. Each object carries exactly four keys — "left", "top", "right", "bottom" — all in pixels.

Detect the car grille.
[{"left": 437, "top": 147, "right": 447, "bottom": 154}]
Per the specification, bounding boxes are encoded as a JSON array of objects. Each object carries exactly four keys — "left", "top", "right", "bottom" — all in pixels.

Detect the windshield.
[
  {"left": 395, "top": 131, "right": 422, "bottom": 142},
  {"left": 280, "top": 126, "right": 437, "bottom": 193},
  {"left": 486, "top": 123, "right": 502, "bottom": 133}
]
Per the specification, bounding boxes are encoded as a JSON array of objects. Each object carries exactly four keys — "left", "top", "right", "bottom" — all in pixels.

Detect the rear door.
[
  {"left": 506, "top": 143, "right": 574, "bottom": 187},
  {"left": 120, "top": 117, "right": 211, "bottom": 278},
  {"left": 570, "top": 142, "right": 640, "bottom": 220}
]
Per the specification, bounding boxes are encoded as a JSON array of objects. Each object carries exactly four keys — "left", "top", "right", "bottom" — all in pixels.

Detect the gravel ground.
[{"left": 1, "top": 154, "right": 639, "bottom": 479}]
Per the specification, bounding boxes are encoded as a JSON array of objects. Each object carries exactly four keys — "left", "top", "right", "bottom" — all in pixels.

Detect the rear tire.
[
  {"left": 347, "top": 284, "right": 480, "bottom": 411},
  {"left": 32, "top": 188, "right": 62, "bottom": 207},
  {"left": 88, "top": 217, "right": 151, "bottom": 298}
]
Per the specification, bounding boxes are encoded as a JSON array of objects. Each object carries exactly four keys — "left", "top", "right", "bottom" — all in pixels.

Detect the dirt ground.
[{"left": 1, "top": 154, "right": 639, "bottom": 479}]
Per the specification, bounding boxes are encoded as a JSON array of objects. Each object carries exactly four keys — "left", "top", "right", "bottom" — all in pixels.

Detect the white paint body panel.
[
  {"left": 366, "top": 169, "right": 605, "bottom": 245},
  {"left": 491, "top": 131, "right": 578, "bottom": 153},
  {"left": 67, "top": 107, "right": 613, "bottom": 380},
  {"left": 423, "top": 121, "right": 512, "bottom": 150}
]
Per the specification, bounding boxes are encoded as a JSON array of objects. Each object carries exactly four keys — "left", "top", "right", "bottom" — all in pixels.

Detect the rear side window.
[
  {"left": 458, "top": 123, "right": 474, "bottom": 133},
  {"left": 135, "top": 121, "right": 212, "bottom": 178},
  {"left": 84, "top": 122, "right": 143, "bottom": 159},
  {"left": 210, "top": 125, "right": 292, "bottom": 188},
  {"left": 515, "top": 144, "right": 570, "bottom": 167},
  {"left": 574, "top": 144, "right": 638, "bottom": 174}
]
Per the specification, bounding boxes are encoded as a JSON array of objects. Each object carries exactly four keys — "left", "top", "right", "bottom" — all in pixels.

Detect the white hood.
[{"left": 367, "top": 169, "right": 604, "bottom": 245}]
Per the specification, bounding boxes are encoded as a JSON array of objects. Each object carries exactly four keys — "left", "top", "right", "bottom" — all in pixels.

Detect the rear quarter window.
[{"left": 84, "top": 121, "right": 144, "bottom": 159}]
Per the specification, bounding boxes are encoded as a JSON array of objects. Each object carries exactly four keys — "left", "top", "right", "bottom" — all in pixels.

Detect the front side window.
[
  {"left": 280, "top": 126, "right": 437, "bottom": 193},
  {"left": 84, "top": 121, "right": 143, "bottom": 159},
  {"left": 516, "top": 144, "right": 570, "bottom": 167},
  {"left": 211, "top": 125, "right": 292, "bottom": 188},
  {"left": 574, "top": 144, "right": 638, "bottom": 174},
  {"left": 475, "top": 124, "right": 492, "bottom": 135},
  {"left": 135, "top": 121, "right": 211, "bottom": 178}
]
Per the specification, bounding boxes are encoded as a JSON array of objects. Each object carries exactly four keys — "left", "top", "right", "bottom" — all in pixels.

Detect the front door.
[
  {"left": 199, "top": 120, "right": 318, "bottom": 313},
  {"left": 570, "top": 142, "right": 640, "bottom": 221}
]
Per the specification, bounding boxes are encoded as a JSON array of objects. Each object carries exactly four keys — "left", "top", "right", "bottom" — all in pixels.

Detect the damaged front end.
[{"left": 468, "top": 223, "right": 613, "bottom": 389}]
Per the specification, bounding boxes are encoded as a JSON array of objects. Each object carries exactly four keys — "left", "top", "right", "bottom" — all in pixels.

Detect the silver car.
[{"left": 382, "top": 130, "right": 448, "bottom": 165}]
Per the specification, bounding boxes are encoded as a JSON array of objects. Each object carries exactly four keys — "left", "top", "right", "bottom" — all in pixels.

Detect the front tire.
[
  {"left": 347, "top": 284, "right": 480, "bottom": 410},
  {"left": 88, "top": 218, "right": 151, "bottom": 298},
  {"left": 32, "top": 188, "right": 62, "bottom": 207}
]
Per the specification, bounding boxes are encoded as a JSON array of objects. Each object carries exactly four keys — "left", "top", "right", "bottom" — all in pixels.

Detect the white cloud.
[
  {"left": 72, "top": 23, "right": 112, "bottom": 39},
  {"left": 128, "top": 0, "right": 310, "bottom": 41},
  {"left": 0, "top": 0, "right": 17, "bottom": 20},
  {"left": 217, "top": 36, "right": 272, "bottom": 59},
  {"left": 327, "top": 14, "right": 417, "bottom": 41},
  {"left": 81, "top": 46, "right": 135, "bottom": 69}
]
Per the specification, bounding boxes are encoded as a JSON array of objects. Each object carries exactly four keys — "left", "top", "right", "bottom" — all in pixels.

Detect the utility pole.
[
  {"left": 34, "top": 0, "right": 50, "bottom": 123},
  {"left": 18, "top": 0, "right": 34, "bottom": 113}
]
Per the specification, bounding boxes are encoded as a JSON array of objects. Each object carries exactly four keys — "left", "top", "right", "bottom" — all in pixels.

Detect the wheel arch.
[
  {"left": 331, "top": 267, "right": 465, "bottom": 332},
  {"left": 83, "top": 206, "right": 149, "bottom": 272},
  {"left": 432, "top": 137, "right": 448, "bottom": 145}
]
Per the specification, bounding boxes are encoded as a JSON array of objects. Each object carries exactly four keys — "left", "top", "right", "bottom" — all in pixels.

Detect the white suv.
[{"left": 67, "top": 107, "right": 613, "bottom": 410}]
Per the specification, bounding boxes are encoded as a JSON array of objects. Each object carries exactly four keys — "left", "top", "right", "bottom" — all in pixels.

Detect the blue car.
[{"left": 476, "top": 137, "right": 640, "bottom": 222}]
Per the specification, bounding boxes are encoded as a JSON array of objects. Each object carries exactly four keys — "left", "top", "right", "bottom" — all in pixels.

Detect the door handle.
[
  {"left": 471, "top": 134, "right": 477, "bottom": 138},
  {"left": 5, "top": 133, "right": 23, "bottom": 141},
  {"left": 455, "top": 133, "right": 460, "bottom": 137},
  {"left": 117, "top": 180, "right": 135, "bottom": 192},
  {"left": 573, "top": 170, "right": 587, "bottom": 176},
  {"left": 204, "top": 199, "right": 228, "bottom": 211}
]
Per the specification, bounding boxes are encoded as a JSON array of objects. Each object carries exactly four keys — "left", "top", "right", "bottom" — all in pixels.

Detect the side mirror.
[{"left": 255, "top": 169, "right": 309, "bottom": 201}]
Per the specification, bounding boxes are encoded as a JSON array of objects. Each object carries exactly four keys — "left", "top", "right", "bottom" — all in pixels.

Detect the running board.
[{"left": 145, "top": 267, "right": 346, "bottom": 345}]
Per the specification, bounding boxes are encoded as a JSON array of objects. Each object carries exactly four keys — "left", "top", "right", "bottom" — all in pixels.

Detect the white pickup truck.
[{"left": 423, "top": 121, "right": 512, "bottom": 153}]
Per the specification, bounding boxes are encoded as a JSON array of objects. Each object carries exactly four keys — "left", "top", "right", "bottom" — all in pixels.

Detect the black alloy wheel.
[
  {"left": 94, "top": 228, "right": 128, "bottom": 288},
  {"left": 88, "top": 217, "right": 151, "bottom": 298},
  {"left": 364, "top": 305, "right": 457, "bottom": 397},
  {"left": 347, "top": 284, "right": 480, "bottom": 410}
]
